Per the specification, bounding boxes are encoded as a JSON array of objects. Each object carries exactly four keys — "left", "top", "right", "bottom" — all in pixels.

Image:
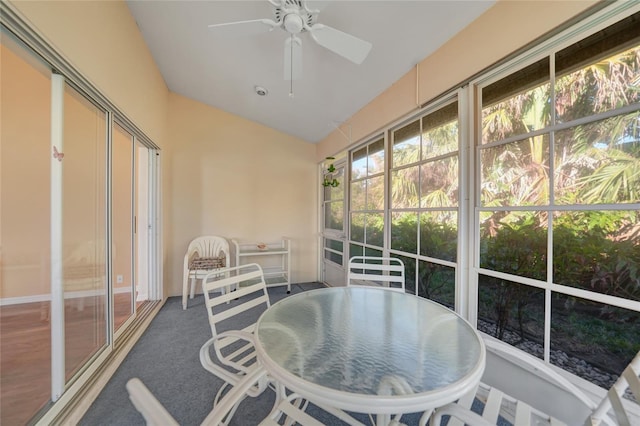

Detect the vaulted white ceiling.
[{"left": 126, "top": 1, "right": 495, "bottom": 143}]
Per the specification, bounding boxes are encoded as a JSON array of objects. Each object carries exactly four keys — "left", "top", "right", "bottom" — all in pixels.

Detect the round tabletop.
[{"left": 254, "top": 286, "right": 485, "bottom": 414}]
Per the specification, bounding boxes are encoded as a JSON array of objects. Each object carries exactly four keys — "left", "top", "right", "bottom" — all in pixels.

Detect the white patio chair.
[
  {"left": 183, "top": 236, "right": 231, "bottom": 310},
  {"left": 199, "top": 263, "right": 272, "bottom": 418},
  {"left": 126, "top": 366, "right": 268, "bottom": 426},
  {"left": 588, "top": 350, "right": 640, "bottom": 426},
  {"left": 428, "top": 337, "right": 601, "bottom": 426},
  {"left": 347, "top": 256, "right": 405, "bottom": 292}
]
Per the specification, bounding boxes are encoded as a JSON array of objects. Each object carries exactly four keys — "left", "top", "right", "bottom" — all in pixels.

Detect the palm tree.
[
  {"left": 555, "top": 46, "right": 640, "bottom": 204},
  {"left": 481, "top": 85, "right": 551, "bottom": 209}
]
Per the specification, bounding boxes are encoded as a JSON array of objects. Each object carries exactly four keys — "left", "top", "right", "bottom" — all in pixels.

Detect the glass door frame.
[
  {"left": 112, "top": 121, "right": 136, "bottom": 339},
  {"left": 320, "top": 157, "right": 348, "bottom": 286}
]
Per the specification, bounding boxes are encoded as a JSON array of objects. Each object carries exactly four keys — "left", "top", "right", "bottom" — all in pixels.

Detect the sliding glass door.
[
  {"left": 0, "top": 31, "right": 110, "bottom": 422},
  {"left": 113, "top": 123, "right": 134, "bottom": 332},
  {"left": 58, "top": 81, "right": 109, "bottom": 386},
  {"left": 0, "top": 21, "right": 159, "bottom": 423},
  {"left": 0, "top": 29, "right": 53, "bottom": 425}
]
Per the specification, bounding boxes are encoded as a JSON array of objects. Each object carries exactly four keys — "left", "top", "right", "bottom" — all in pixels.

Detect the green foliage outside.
[
  {"left": 477, "top": 209, "right": 640, "bottom": 369},
  {"left": 352, "top": 202, "right": 640, "bottom": 368}
]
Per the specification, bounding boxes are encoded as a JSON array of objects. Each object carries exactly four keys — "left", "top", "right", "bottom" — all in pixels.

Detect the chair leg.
[
  {"left": 268, "top": 381, "right": 288, "bottom": 423},
  {"left": 190, "top": 277, "right": 197, "bottom": 299},
  {"left": 182, "top": 273, "right": 189, "bottom": 310},
  {"left": 376, "top": 413, "right": 390, "bottom": 426}
]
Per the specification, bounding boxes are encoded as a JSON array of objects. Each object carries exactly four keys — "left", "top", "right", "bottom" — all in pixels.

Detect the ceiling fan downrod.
[{"left": 289, "top": 35, "right": 295, "bottom": 98}]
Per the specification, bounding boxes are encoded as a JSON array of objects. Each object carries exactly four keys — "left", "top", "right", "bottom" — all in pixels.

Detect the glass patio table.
[{"left": 254, "top": 287, "right": 486, "bottom": 424}]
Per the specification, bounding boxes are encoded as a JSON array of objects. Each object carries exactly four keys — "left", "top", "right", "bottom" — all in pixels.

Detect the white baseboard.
[{"left": 0, "top": 287, "right": 134, "bottom": 306}]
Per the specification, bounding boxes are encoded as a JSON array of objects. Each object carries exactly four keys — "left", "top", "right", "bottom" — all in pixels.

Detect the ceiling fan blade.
[
  {"left": 309, "top": 24, "right": 372, "bottom": 65},
  {"left": 284, "top": 36, "right": 302, "bottom": 81},
  {"left": 207, "top": 19, "right": 278, "bottom": 37}
]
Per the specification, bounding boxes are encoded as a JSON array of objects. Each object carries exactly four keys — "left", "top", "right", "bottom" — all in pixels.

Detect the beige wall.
[
  {"left": 9, "top": 0, "right": 168, "bottom": 145},
  {"left": 317, "top": 0, "right": 600, "bottom": 161},
  {"left": 167, "top": 93, "right": 318, "bottom": 295}
]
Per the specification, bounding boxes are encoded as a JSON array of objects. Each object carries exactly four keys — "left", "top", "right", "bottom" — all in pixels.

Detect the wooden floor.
[{"left": 0, "top": 294, "right": 146, "bottom": 425}]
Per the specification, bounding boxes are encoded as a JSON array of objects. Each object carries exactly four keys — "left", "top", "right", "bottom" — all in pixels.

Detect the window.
[
  {"left": 323, "top": 238, "right": 344, "bottom": 265},
  {"left": 350, "top": 138, "right": 385, "bottom": 252},
  {"left": 390, "top": 101, "right": 460, "bottom": 307},
  {"left": 333, "top": 3, "right": 639, "bottom": 392},
  {"left": 476, "top": 10, "right": 640, "bottom": 386},
  {"left": 323, "top": 162, "right": 345, "bottom": 233}
]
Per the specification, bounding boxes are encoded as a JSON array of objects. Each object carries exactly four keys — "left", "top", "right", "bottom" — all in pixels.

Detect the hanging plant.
[
  {"left": 322, "top": 177, "right": 339, "bottom": 187},
  {"left": 322, "top": 157, "right": 339, "bottom": 188}
]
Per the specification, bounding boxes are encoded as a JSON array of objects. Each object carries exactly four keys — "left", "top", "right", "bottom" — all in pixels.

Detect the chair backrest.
[
  {"left": 481, "top": 337, "right": 599, "bottom": 425},
  {"left": 347, "top": 256, "right": 405, "bottom": 292},
  {"left": 588, "top": 351, "right": 640, "bottom": 426},
  {"left": 201, "top": 263, "right": 270, "bottom": 338},
  {"left": 185, "top": 236, "right": 230, "bottom": 270}
]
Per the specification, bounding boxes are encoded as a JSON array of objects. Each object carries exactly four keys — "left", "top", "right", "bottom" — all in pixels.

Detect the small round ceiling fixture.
[{"left": 255, "top": 86, "right": 268, "bottom": 96}]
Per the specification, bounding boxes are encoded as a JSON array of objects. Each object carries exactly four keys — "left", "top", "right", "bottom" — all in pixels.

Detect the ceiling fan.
[{"left": 208, "top": 0, "right": 373, "bottom": 82}]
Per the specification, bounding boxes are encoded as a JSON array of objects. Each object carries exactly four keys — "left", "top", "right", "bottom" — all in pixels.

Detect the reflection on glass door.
[
  {"left": 113, "top": 123, "right": 134, "bottom": 332},
  {"left": 0, "top": 29, "right": 53, "bottom": 425},
  {"left": 61, "top": 83, "right": 108, "bottom": 380}
]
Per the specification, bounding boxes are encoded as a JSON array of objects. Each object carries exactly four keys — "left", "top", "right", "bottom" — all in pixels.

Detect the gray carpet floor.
[
  {"left": 80, "top": 283, "right": 487, "bottom": 426},
  {"left": 80, "top": 283, "right": 321, "bottom": 425}
]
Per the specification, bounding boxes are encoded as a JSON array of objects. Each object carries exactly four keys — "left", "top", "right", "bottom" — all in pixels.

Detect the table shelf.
[{"left": 231, "top": 238, "right": 291, "bottom": 293}]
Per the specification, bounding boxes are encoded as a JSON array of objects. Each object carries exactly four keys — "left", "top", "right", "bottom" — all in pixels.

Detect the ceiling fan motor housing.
[
  {"left": 284, "top": 14, "right": 303, "bottom": 33},
  {"left": 274, "top": 0, "right": 316, "bottom": 33}
]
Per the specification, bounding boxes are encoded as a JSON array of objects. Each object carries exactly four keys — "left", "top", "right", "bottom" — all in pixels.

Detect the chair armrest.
[
  {"left": 201, "top": 366, "right": 269, "bottom": 426},
  {"left": 126, "top": 378, "right": 180, "bottom": 426},
  {"left": 199, "top": 331, "right": 259, "bottom": 382},
  {"left": 183, "top": 251, "right": 193, "bottom": 284},
  {"left": 184, "top": 248, "right": 200, "bottom": 270}
]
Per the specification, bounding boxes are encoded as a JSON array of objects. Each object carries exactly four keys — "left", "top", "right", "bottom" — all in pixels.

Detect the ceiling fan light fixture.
[{"left": 283, "top": 13, "right": 303, "bottom": 34}]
